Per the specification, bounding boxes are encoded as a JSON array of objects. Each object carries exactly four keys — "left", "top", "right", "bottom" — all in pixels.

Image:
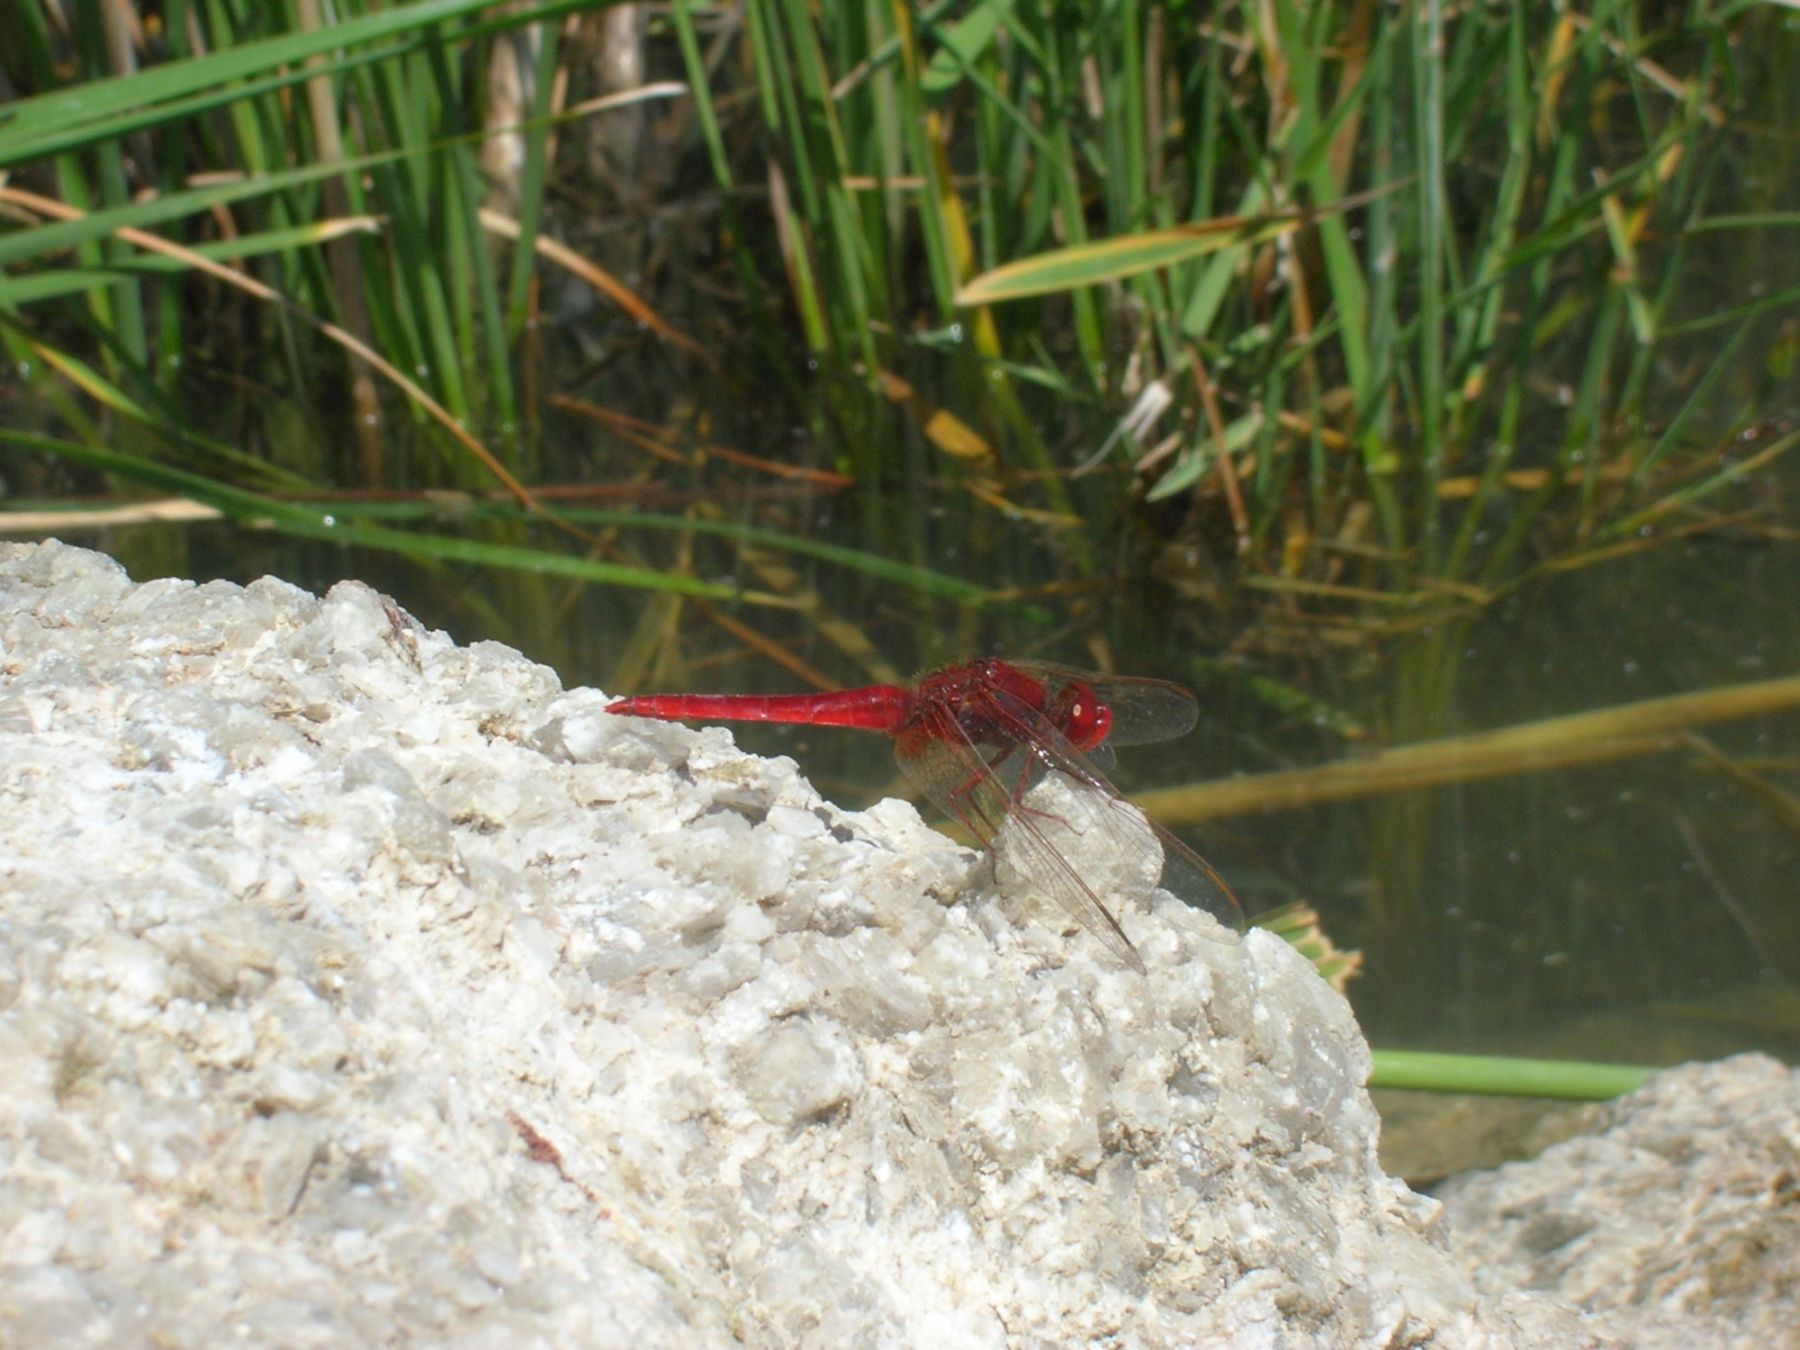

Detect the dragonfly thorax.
[{"left": 923, "top": 660, "right": 1117, "bottom": 753}]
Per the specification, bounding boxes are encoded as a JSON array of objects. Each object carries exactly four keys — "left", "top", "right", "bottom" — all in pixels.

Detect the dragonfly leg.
[
  {"left": 1000, "top": 756, "right": 1087, "bottom": 835},
  {"left": 941, "top": 753, "right": 1091, "bottom": 839}
]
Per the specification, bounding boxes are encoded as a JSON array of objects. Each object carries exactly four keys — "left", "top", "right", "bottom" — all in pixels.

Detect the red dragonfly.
[{"left": 607, "top": 658, "right": 1243, "bottom": 972}]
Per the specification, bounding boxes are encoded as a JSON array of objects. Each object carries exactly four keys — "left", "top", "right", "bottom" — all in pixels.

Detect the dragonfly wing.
[
  {"left": 1143, "top": 811, "right": 1246, "bottom": 938},
  {"left": 989, "top": 771, "right": 1153, "bottom": 972},
  {"left": 893, "top": 699, "right": 1149, "bottom": 971},
  {"left": 891, "top": 719, "right": 1018, "bottom": 850},
  {"left": 973, "top": 685, "right": 1245, "bottom": 938}
]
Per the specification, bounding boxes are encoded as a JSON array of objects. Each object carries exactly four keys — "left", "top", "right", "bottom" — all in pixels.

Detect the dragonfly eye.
[{"left": 1059, "top": 684, "right": 1112, "bottom": 749}]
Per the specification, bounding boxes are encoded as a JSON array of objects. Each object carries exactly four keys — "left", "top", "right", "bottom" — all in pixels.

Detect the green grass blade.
[
  {"left": 0, "top": 0, "right": 593, "bottom": 159},
  {"left": 1370, "top": 1050, "right": 1654, "bottom": 1100},
  {"left": 0, "top": 430, "right": 741, "bottom": 602},
  {"left": 957, "top": 196, "right": 1396, "bottom": 306},
  {"left": 0, "top": 222, "right": 380, "bottom": 306}
]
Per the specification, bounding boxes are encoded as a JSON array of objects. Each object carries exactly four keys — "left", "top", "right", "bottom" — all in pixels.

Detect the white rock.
[
  {"left": 1439, "top": 1053, "right": 1800, "bottom": 1347},
  {"left": 0, "top": 541, "right": 1608, "bottom": 1344}
]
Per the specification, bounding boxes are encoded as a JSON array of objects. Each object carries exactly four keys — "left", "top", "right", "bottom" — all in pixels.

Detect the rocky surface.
[
  {"left": 1437, "top": 1053, "right": 1800, "bottom": 1348},
  {"left": 0, "top": 540, "right": 1774, "bottom": 1346}
]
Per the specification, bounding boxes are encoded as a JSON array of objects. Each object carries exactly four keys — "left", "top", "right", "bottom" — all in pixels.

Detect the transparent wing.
[
  {"left": 894, "top": 683, "right": 1242, "bottom": 970},
  {"left": 895, "top": 721, "right": 1147, "bottom": 971}
]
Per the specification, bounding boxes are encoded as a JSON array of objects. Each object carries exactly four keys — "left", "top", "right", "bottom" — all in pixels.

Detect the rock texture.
[
  {"left": 0, "top": 539, "right": 1738, "bottom": 1346},
  {"left": 1437, "top": 1054, "right": 1800, "bottom": 1348}
]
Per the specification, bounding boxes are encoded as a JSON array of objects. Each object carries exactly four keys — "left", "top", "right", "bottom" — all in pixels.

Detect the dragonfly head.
[{"left": 1054, "top": 680, "right": 1113, "bottom": 750}]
